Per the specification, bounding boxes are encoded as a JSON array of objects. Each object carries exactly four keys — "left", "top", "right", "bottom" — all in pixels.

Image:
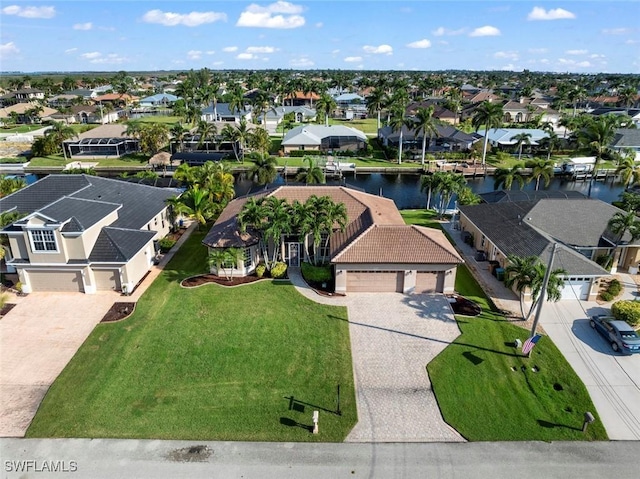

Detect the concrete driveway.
[
  {"left": 0, "top": 291, "right": 118, "bottom": 437},
  {"left": 542, "top": 300, "right": 640, "bottom": 440}
]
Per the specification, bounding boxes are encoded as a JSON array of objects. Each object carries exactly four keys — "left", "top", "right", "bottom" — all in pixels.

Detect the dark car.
[{"left": 589, "top": 315, "right": 640, "bottom": 354}]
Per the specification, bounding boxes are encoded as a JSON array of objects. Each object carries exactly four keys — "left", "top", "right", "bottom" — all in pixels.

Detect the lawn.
[
  {"left": 28, "top": 153, "right": 149, "bottom": 168},
  {"left": 402, "top": 212, "right": 608, "bottom": 441},
  {"left": 0, "top": 124, "right": 43, "bottom": 133},
  {"left": 26, "top": 230, "right": 356, "bottom": 442},
  {"left": 135, "top": 116, "right": 183, "bottom": 125}
]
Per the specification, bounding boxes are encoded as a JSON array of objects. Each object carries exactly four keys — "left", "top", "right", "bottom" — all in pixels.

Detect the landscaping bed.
[
  {"left": 100, "top": 303, "right": 136, "bottom": 323},
  {"left": 0, "top": 303, "right": 16, "bottom": 318},
  {"left": 181, "top": 274, "right": 263, "bottom": 287}
]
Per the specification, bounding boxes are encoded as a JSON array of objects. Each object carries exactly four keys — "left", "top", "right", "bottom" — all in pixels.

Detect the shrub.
[
  {"left": 608, "top": 279, "right": 622, "bottom": 296},
  {"left": 255, "top": 263, "right": 267, "bottom": 278},
  {"left": 158, "top": 237, "right": 176, "bottom": 253},
  {"left": 270, "top": 262, "right": 288, "bottom": 279},
  {"left": 611, "top": 300, "right": 640, "bottom": 327},
  {"left": 301, "top": 262, "right": 332, "bottom": 283}
]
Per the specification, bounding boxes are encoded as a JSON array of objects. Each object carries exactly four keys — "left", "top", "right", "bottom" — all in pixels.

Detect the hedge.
[{"left": 611, "top": 300, "right": 640, "bottom": 327}]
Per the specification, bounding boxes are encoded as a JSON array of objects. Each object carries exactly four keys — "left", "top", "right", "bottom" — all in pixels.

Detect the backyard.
[
  {"left": 26, "top": 230, "right": 357, "bottom": 442},
  {"left": 403, "top": 212, "right": 608, "bottom": 441}
]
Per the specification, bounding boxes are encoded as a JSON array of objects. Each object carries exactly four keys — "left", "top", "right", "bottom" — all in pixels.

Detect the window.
[
  {"left": 243, "top": 247, "right": 252, "bottom": 268},
  {"left": 29, "top": 229, "right": 57, "bottom": 252}
]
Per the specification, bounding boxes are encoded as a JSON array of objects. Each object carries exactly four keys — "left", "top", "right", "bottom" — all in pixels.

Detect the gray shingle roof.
[
  {"left": 611, "top": 128, "right": 640, "bottom": 148},
  {"left": 0, "top": 175, "right": 91, "bottom": 214},
  {"left": 89, "top": 227, "right": 156, "bottom": 262},
  {"left": 479, "top": 190, "right": 586, "bottom": 203},
  {"left": 36, "top": 197, "right": 120, "bottom": 232}
]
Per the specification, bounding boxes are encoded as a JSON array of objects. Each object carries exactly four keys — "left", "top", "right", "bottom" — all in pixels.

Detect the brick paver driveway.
[
  {"left": 0, "top": 291, "right": 118, "bottom": 437},
  {"left": 344, "top": 293, "right": 465, "bottom": 442}
]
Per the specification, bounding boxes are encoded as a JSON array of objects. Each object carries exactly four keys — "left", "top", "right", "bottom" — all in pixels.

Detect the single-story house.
[
  {"left": 0, "top": 174, "right": 177, "bottom": 294},
  {"left": 50, "top": 105, "right": 120, "bottom": 125},
  {"left": 378, "top": 124, "right": 479, "bottom": 152},
  {"left": 457, "top": 197, "right": 640, "bottom": 301},
  {"left": 201, "top": 103, "right": 252, "bottom": 123},
  {"left": 63, "top": 124, "right": 139, "bottom": 158},
  {"left": 259, "top": 106, "right": 316, "bottom": 130},
  {"left": 405, "top": 101, "right": 458, "bottom": 125},
  {"left": 281, "top": 125, "right": 367, "bottom": 153},
  {"left": 0, "top": 102, "right": 58, "bottom": 125},
  {"left": 283, "top": 91, "right": 320, "bottom": 107},
  {"left": 476, "top": 128, "right": 550, "bottom": 148},
  {"left": 138, "top": 93, "right": 179, "bottom": 108},
  {"left": 610, "top": 128, "right": 640, "bottom": 161},
  {"left": 203, "top": 185, "right": 462, "bottom": 293},
  {"left": 591, "top": 109, "right": 640, "bottom": 128}
]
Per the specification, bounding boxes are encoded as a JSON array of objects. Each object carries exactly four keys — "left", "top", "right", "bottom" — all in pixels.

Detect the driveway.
[
  {"left": 0, "top": 291, "right": 118, "bottom": 437},
  {"left": 542, "top": 300, "right": 640, "bottom": 440}
]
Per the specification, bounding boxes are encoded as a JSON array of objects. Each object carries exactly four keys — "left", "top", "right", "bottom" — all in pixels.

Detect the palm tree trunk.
[
  {"left": 421, "top": 136, "right": 427, "bottom": 167},
  {"left": 481, "top": 132, "right": 489, "bottom": 167},
  {"left": 426, "top": 188, "right": 432, "bottom": 210},
  {"left": 398, "top": 131, "right": 403, "bottom": 165}
]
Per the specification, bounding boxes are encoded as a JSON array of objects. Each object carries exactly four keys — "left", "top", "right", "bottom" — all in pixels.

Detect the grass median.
[{"left": 27, "top": 230, "right": 356, "bottom": 441}]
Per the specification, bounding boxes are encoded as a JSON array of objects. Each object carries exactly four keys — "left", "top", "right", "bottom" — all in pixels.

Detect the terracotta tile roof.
[
  {"left": 93, "top": 93, "right": 138, "bottom": 102},
  {"left": 284, "top": 91, "right": 320, "bottom": 100},
  {"left": 333, "top": 225, "right": 463, "bottom": 264}
]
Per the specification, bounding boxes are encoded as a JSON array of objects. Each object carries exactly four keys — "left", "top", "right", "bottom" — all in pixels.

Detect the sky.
[{"left": 1, "top": 1, "right": 639, "bottom": 74}]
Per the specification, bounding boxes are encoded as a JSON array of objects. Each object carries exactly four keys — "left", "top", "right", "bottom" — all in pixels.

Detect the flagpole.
[{"left": 529, "top": 242, "right": 558, "bottom": 341}]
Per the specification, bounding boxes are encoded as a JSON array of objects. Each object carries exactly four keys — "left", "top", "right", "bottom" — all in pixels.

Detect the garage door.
[
  {"left": 560, "top": 278, "right": 590, "bottom": 300},
  {"left": 93, "top": 269, "right": 121, "bottom": 291},
  {"left": 27, "top": 270, "right": 84, "bottom": 292},
  {"left": 347, "top": 271, "right": 403, "bottom": 293},
  {"left": 415, "top": 272, "right": 444, "bottom": 293}
]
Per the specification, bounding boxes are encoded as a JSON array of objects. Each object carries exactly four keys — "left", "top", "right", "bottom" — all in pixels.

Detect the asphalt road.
[
  {"left": 1, "top": 439, "right": 638, "bottom": 479},
  {"left": 544, "top": 300, "right": 640, "bottom": 440}
]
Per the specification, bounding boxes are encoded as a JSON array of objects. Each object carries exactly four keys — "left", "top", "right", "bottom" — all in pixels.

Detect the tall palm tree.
[
  {"left": 388, "top": 107, "right": 412, "bottom": 165},
  {"left": 579, "top": 114, "right": 618, "bottom": 197},
  {"left": 617, "top": 85, "right": 638, "bottom": 108},
  {"left": 616, "top": 154, "right": 640, "bottom": 189},
  {"left": 195, "top": 120, "right": 218, "bottom": 152},
  {"left": 434, "top": 172, "right": 466, "bottom": 217},
  {"left": 295, "top": 157, "right": 325, "bottom": 184},
  {"left": 472, "top": 101, "right": 504, "bottom": 167},
  {"left": 173, "top": 186, "right": 215, "bottom": 229},
  {"left": 510, "top": 132, "right": 532, "bottom": 161},
  {"left": 320, "top": 198, "right": 347, "bottom": 262},
  {"left": 420, "top": 173, "right": 437, "bottom": 210},
  {"left": 315, "top": 93, "right": 337, "bottom": 126},
  {"left": 249, "top": 156, "right": 278, "bottom": 186},
  {"left": 170, "top": 123, "right": 188, "bottom": 154},
  {"left": 413, "top": 106, "right": 440, "bottom": 167},
  {"left": 366, "top": 86, "right": 386, "bottom": 131},
  {"left": 262, "top": 196, "right": 293, "bottom": 267},
  {"left": 494, "top": 164, "right": 527, "bottom": 191},
  {"left": 526, "top": 159, "right": 554, "bottom": 190},
  {"left": 504, "top": 255, "right": 539, "bottom": 319},
  {"left": 538, "top": 131, "right": 561, "bottom": 161},
  {"left": 249, "top": 127, "right": 271, "bottom": 159}
]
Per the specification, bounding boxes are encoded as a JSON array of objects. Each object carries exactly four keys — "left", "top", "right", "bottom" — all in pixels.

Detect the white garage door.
[
  {"left": 560, "top": 278, "right": 590, "bottom": 300},
  {"left": 347, "top": 271, "right": 403, "bottom": 293},
  {"left": 93, "top": 269, "right": 121, "bottom": 291},
  {"left": 28, "top": 270, "right": 84, "bottom": 292}
]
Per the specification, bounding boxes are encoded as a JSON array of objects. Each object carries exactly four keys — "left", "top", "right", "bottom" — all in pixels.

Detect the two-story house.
[{"left": 0, "top": 175, "right": 177, "bottom": 294}]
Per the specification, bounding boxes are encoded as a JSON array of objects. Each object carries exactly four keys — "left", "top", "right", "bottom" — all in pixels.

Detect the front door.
[{"left": 287, "top": 242, "right": 300, "bottom": 267}]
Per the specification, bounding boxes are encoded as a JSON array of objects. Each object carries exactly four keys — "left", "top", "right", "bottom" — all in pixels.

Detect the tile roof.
[
  {"left": 479, "top": 190, "right": 586, "bottom": 203},
  {"left": 75, "top": 124, "right": 128, "bottom": 139},
  {"left": 36, "top": 197, "right": 120, "bottom": 232},
  {"left": 281, "top": 124, "right": 367, "bottom": 146},
  {"left": 611, "top": 128, "right": 640, "bottom": 148},
  {"left": 89, "top": 227, "right": 156, "bottom": 263}
]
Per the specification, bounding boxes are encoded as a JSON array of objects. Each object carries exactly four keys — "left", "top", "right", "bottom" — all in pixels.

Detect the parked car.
[{"left": 589, "top": 315, "right": 640, "bottom": 354}]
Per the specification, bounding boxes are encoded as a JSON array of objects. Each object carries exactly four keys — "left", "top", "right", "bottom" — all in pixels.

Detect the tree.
[
  {"left": 433, "top": 171, "right": 466, "bottom": 217},
  {"left": 295, "top": 157, "right": 325, "bottom": 184},
  {"left": 618, "top": 85, "right": 638, "bottom": 108},
  {"left": 420, "top": 173, "right": 437, "bottom": 210},
  {"left": 138, "top": 123, "right": 170, "bottom": 156},
  {"left": 315, "top": 93, "right": 337, "bottom": 126},
  {"left": 493, "top": 164, "right": 526, "bottom": 191},
  {"left": 579, "top": 114, "right": 618, "bottom": 197},
  {"left": 249, "top": 127, "right": 271, "bottom": 159},
  {"left": 262, "top": 197, "right": 292, "bottom": 267},
  {"left": 608, "top": 211, "right": 640, "bottom": 271},
  {"left": 0, "top": 175, "right": 26, "bottom": 198},
  {"left": 510, "top": 132, "right": 532, "bottom": 161},
  {"left": 172, "top": 186, "right": 216, "bottom": 229},
  {"left": 456, "top": 186, "right": 481, "bottom": 206},
  {"left": 388, "top": 107, "right": 412, "bottom": 165},
  {"left": 538, "top": 131, "right": 561, "bottom": 161},
  {"left": 249, "top": 156, "right": 278, "bottom": 186},
  {"left": 170, "top": 123, "right": 188, "bottom": 154},
  {"left": 208, "top": 248, "right": 243, "bottom": 281},
  {"left": 195, "top": 120, "right": 218, "bottom": 152},
  {"left": 319, "top": 197, "right": 347, "bottom": 264},
  {"left": 615, "top": 155, "right": 640, "bottom": 189},
  {"left": 414, "top": 106, "right": 440, "bottom": 167},
  {"left": 472, "top": 101, "right": 504, "bottom": 167},
  {"left": 366, "top": 86, "right": 386, "bottom": 131},
  {"left": 525, "top": 159, "right": 554, "bottom": 190}
]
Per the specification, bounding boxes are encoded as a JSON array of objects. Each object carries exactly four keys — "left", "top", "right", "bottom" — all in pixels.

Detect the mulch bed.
[
  {"left": 0, "top": 303, "right": 16, "bottom": 318},
  {"left": 100, "top": 302, "right": 136, "bottom": 323},
  {"left": 447, "top": 295, "right": 482, "bottom": 316},
  {"left": 181, "top": 274, "right": 264, "bottom": 288}
]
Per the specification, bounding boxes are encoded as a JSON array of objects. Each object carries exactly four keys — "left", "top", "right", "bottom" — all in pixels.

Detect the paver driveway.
[
  {"left": 0, "top": 291, "right": 118, "bottom": 437},
  {"left": 344, "top": 293, "right": 465, "bottom": 442}
]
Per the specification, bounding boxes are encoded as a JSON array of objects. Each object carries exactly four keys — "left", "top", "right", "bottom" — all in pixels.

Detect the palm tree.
[
  {"left": 525, "top": 159, "right": 554, "bottom": 190},
  {"left": 250, "top": 90, "right": 272, "bottom": 125},
  {"left": 315, "top": 93, "right": 337, "bottom": 126},
  {"left": 472, "top": 101, "right": 504, "bottom": 167},
  {"left": 504, "top": 255, "right": 539, "bottom": 319},
  {"left": 420, "top": 173, "right": 437, "bottom": 210},
  {"left": 414, "top": 106, "right": 440, "bottom": 167},
  {"left": 262, "top": 196, "right": 293, "bottom": 267},
  {"left": 434, "top": 172, "right": 466, "bottom": 217},
  {"left": 320, "top": 198, "right": 347, "bottom": 264},
  {"left": 295, "top": 157, "right": 325, "bottom": 184},
  {"left": 173, "top": 186, "right": 215, "bottom": 229},
  {"left": 208, "top": 248, "right": 243, "bottom": 280},
  {"left": 195, "top": 120, "right": 218, "bottom": 152},
  {"left": 608, "top": 211, "right": 640, "bottom": 271},
  {"left": 388, "top": 107, "right": 412, "bottom": 165},
  {"left": 249, "top": 127, "right": 271, "bottom": 159},
  {"left": 173, "top": 162, "right": 197, "bottom": 186},
  {"left": 44, "top": 121, "right": 76, "bottom": 159},
  {"left": 493, "top": 164, "right": 527, "bottom": 191},
  {"left": 510, "top": 132, "right": 532, "bottom": 161},
  {"left": 0, "top": 175, "right": 27, "bottom": 198},
  {"left": 579, "top": 114, "right": 618, "bottom": 197},
  {"left": 618, "top": 85, "right": 638, "bottom": 108},
  {"left": 249, "top": 156, "right": 278, "bottom": 186},
  {"left": 366, "top": 86, "right": 386, "bottom": 131},
  {"left": 616, "top": 153, "right": 640, "bottom": 189},
  {"left": 538, "top": 131, "right": 561, "bottom": 161},
  {"left": 170, "top": 123, "right": 188, "bottom": 154}
]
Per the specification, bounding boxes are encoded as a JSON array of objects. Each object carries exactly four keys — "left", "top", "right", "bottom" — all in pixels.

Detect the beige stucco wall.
[
  {"left": 145, "top": 208, "right": 172, "bottom": 240},
  {"left": 8, "top": 235, "right": 29, "bottom": 260},
  {"left": 209, "top": 245, "right": 258, "bottom": 278},
  {"left": 121, "top": 243, "right": 154, "bottom": 293},
  {"left": 283, "top": 145, "right": 320, "bottom": 153},
  {"left": 24, "top": 228, "right": 68, "bottom": 264}
]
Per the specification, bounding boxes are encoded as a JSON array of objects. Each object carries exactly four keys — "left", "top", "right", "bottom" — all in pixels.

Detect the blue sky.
[{"left": 1, "top": 1, "right": 639, "bottom": 73}]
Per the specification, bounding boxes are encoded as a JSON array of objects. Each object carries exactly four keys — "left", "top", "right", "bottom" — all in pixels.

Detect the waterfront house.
[{"left": 281, "top": 124, "right": 367, "bottom": 153}]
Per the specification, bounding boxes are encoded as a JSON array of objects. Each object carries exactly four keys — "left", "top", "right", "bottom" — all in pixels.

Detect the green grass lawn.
[
  {"left": 401, "top": 212, "right": 607, "bottom": 441},
  {"left": 28, "top": 153, "right": 149, "bottom": 168},
  {"left": 26, "top": 230, "right": 356, "bottom": 442},
  {"left": 400, "top": 209, "right": 440, "bottom": 229},
  {"left": 0, "top": 124, "right": 43, "bottom": 133},
  {"left": 135, "top": 116, "right": 183, "bottom": 125}
]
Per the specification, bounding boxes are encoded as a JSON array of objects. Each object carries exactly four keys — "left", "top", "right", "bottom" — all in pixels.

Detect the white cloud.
[
  {"left": 223, "top": 46, "right": 238, "bottom": 52},
  {"left": 81, "top": 51, "right": 102, "bottom": 59},
  {"left": 469, "top": 26, "right": 500, "bottom": 37},
  {"left": 1, "top": 5, "right": 55, "bottom": 19},
  {"left": 602, "top": 27, "right": 631, "bottom": 35},
  {"left": 344, "top": 56, "right": 362, "bottom": 63},
  {"left": 187, "top": 50, "right": 202, "bottom": 60},
  {"left": 73, "top": 22, "right": 93, "bottom": 31},
  {"left": 528, "top": 48, "right": 548, "bottom": 54},
  {"left": 626, "top": 39, "right": 639, "bottom": 45},
  {"left": 212, "top": 61, "right": 224, "bottom": 66},
  {"left": 237, "top": 53, "right": 256, "bottom": 60},
  {"left": 527, "top": 7, "right": 575, "bottom": 21},
  {"left": 89, "top": 53, "right": 127, "bottom": 65},
  {"left": 494, "top": 51, "right": 519, "bottom": 60},
  {"left": 205, "top": 50, "right": 215, "bottom": 55},
  {"left": 315, "top": 22, "right": 323, "bottom": 28},
  {"left": 566, "top": 49, "right": 587, "bottom": 55},
  {"left": 64, "top": 47, "right": 78, "bottom": 54},
  {"left": 142, "top": 9, "right": 227, "bottom": 27},
  {"left": 363, "top": 44, "right": 393, "bottom": 54},
  {"left": 558, "top": 58, "right": 592, "bottom": 68},
  {"left": 290, "top": 56, "right": 314, "bottom": 67},
  {"left": 0, "top": 41, "right": 19, "bottom": 59},
  {"left": 237, "top": 1, "right": 305, "bottom": 29},
  {"left": 432, "top": 26, "right": 465, "bottom": 36},
  {"left": 331, "top": 49, "right": 340, "bottom": 54},
  {"left": 406, "top": 39, "right": 431, "bottom": 49},
  {"left": 590, "top": 53, "right": 605, "bottom": 59},
  {"left": 246, "top": 46, "right": 276, "bottom": 53}
]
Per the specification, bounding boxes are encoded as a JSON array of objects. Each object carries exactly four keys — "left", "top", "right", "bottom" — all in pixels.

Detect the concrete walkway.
[
  {"left": 0, "top": 222, "right": 198, "bottom": 437},
  {"left": 288, "top": 268, "right": 465, "bottom": 442}
]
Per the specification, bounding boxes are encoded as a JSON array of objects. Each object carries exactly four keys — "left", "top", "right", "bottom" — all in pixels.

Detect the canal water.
[{"left": 236, "top": 173, "right": 626, "bottom": 210}]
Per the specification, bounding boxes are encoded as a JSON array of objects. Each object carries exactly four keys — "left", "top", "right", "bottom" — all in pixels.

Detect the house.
[
  {"left": 0, "top": 88, "right": 45, "bottom": 106},
  {"left": 610, "top": 128, "right": 640, "bottom": 160},
  {"left": 203, "top": 185, "right": 463, "bottom": 294},
  {"left": 259, "top": 105, "right": 316, "bottom": 131},
  {"left": 456, "top": 197, "right": 640, "bottom": 301},
  {"left": 406, "top": 101, "right": 458, "bottom": 125},
  {"left": 170, "top": 121, "right": 254, "bottom": 165},
  {"left": 138, "top": 93, "right": 179, "bottom": 108},
  {"left": 283, "top": 91, "right": 320, "bottom": 107},
  {"left": 0, "top": 175, "right": 177, "bottom": 294},
  {"left": 0, "top": 102, "right": 58, "bottom": 125},
  {"left": 50, "top": 105, "right": 120, "bottom": 124},
  {"left": 200, "top": 103, "right": 252, "bottom": 123},
  {"left": 281, "top": 124, "right": 367, "bottom": 153},
  {"left": 476, "top": 128, "right": 549, "bottom": 149},
  {"left": 63, "top": 124, "right": 138, "bottom": 158},
  {"left": 378, "top": 124, "right": 479, "bottom": 152}
]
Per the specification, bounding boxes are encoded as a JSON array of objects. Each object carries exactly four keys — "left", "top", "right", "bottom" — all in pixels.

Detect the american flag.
[{"left": 522, "top": 334, "right": 542, "bottom": 355}]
